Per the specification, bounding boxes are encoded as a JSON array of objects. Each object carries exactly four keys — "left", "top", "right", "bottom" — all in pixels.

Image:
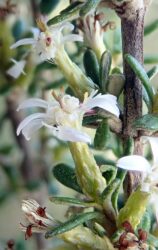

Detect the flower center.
[
  {"left": 36, "top": 206, "right": 47, "bottom": 218},
  {"left": 46, "top": 37, "right": 52, "bottom": 47}
]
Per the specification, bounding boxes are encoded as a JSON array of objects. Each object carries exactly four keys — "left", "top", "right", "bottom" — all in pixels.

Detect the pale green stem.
[
  {"left": 55, "top": 47, "right": 93, "bottom": 100},
  {"left": 69, "top": 142, "right": 106, "bottom": 202}
]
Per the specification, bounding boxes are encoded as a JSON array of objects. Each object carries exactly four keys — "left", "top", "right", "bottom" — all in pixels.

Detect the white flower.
[
  {"left": 6, "top": 58, "right": 26, "bottom": 79},
  {"left": 17, "top": 90, "right": 120, "bottom": 143},
  {"left": 10, "top": 20, "right": 83, "bottom": 62},
  {"left": 116, "top": 137, "right": 158, "bottom": 217},
  {"left": 20, "top": 199, "right": 59, "bottom": 239},
  {"left": 80, "top": 12, "right": 115, "bottom": 60}
]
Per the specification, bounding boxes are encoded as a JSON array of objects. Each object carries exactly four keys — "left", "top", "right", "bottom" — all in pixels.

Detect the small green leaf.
[
  {"left": 94, "top": 119, "right": 110, "bottom": 150},
  {"left": 117, "top": 189, "right": 150, "bottom": 229},
  {"left": 101, "top": 179, "right": 120, "bottom": 201},
  {"left": 47, "top": 2, "right": 83, "bottom": 26},
  {"left": 60, "top": 1, "right": 82, "bottom": 14},
  {"left": 143, "top": 86, "right": 152, "bottom": 111},
  {"left": 133, "top": 114, "right": 158, "bottom": 132},
  {"left": 45, "top": 211, "right": 102, "bottom": 238},
  {"left": 144, "top": 20, "right": 158, "bottom": 36},
  {"left": 53, "top": 164, "right": 82, "bottom": 193},
  {"left": 83, "top": 48, "right": 99, "bottom": 86},
  {"left": 49, "top": 196, "right": 97, "bottom": 207},
  {"left": 107, "top": 74, "right": 125, "bottom": 97},
  {"left": 147, "top": 65, "right": 158, "bottom": 80},
  {"left": 125, "top": 54, "right": 154, "bottom": 105},
  {"left": 40, "top": 0, "right": 59, "bottom": 15},
  {"left": 100, "top": 51, "right": 112, "bottom": 93},
  {"left": 94, "top": 155, "right": 115, "bottom": 166},
  {"left": 0, "top": 145, "right": 13, "bottom": 154},
  {"left": 100, "top": 165, "right": 117, "bottom": 185},
  {"left": 111, "top": 169, "right": 127, "bottom": 213},
  {"left": 83, "top": 114, "right": 101, "bottom": 126},
  {"left": 79, "top": 0, "right": 101, "bottom": 16},
  {"left": 144, "top": 55, "right": 158, "bottom": 64}
]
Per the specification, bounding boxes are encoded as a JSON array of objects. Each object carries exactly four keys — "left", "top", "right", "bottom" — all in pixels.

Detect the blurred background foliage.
[{"left": 0, "top": 0, "right": 158, "bottom": 249}]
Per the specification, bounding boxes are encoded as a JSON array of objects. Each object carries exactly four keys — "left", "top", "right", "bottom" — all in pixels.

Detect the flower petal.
[
  {"left": 43, "top": 124, "right": 91, "bottom": 143},
  {"left": 22, "top": 119, "right": 44, "bottom": 140},
  {"left": 17, "top": 98, "right": 48, "bottom": 111},
  {"left": 54, "top": 126, "right": 91, "bottom": 143},
  {"left": 17, "top": 113, "right": 46, "bottom": 138},
  {"left": 143, "top": 137, "right": 158, "bottom": 166},
  {"left": 116, "top": 155, "right": 151, "bottom": 172},
  {"left": 10, "top": 38, "right": 35, "bottom": 49},
  {"left": 62, "top": 34, "right": 83, "bottom": 43},
  {"left": 82, "top": 93, "right": 120, "bottom": 117},
  {"left": 6, "top": 59, "right": 26, "bottom": 79}
]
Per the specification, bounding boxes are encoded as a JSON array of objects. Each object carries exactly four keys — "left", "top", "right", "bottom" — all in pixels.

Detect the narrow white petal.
[
  {"left": 143, "top": 137, "right": 158, "bottom": 166},
  {"left": 62, "top": 34, "right": 83, "bottom": 43},
  {"left": 21, "top": 119, "right": 43, "bottom": 140},
  {"left": 116, "top": 155, "right": 151, "bottom": 172},
  {"left": 17, "top": 98, "right": 48, "bottom": 111},
  {"left": 53, "top": 126, "right": 91, "bottom": 143},
  {"left": 10, "top": 38, "right": 35, "bottom": 49},
  {"left": 6, "top": 59, "right": 26, "bottom": 79},
  {"left": 82, "top": 94, "right": 120, "bottom": 117},
  {"left": 17, "top": 113, "right": 46, "bottom": 136}
]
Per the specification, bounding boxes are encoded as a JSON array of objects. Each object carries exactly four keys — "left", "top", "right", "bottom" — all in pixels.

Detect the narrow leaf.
[
  {"left": 133, "top": 114, "right": 158, "bottom": 132},
  {"left": 100, "top": 165, "right": 117, "bottom": 185},
  {"left": 79, "top": 0, "right": 101, "bottom": 16},
  {"left": 147, "top": 65, "right": 158, "bottom": 80},
  {"left": 83, "top": 48, "right": 99, "bottom": 86},
  {"left": 49, "top": 196, "right": 97, "bottom": 207},
  {"left": 144, "top": 55, "right": 158, "bottom": 64},
  {"left": 125, "top": 54, "right": 154, "bottom": 105},
  {"left": 100, "top": 51, "right": 112, "bottom": 93},
  {"left": 144, "top": 19, "right": 158, "bottom": 36},
  {"left": 40, "top": 0, "right": 59, "bottom": 14},
  {"left": 107, "top": 74, "right": 125, "bottom": 97},
  {"left": 53, "top": 164, "right": 82, "bottom": 193},
  {"left": 94, "top": 119, "right": 110, "bottom": 150},
  {"left": 45, "top": 212, "right": 102, "bottom": 238},
  {"left": 47, "top": 2, "right": 83, "bottom": 26}
]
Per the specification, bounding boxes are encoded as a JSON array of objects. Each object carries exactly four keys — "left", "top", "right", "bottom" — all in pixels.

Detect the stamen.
[
  {"left": 46, "top": 37, "right": 52, "bottom": 46},
  {"left": 52, "top": 91, "right": 64, "bottom": 109},
  {"left": 36, "top": 206, "right": 47, "bottom": 218},
  {"left": 36, "top": 18, "right": 47, "bottom": 32},
  {"left": 25, "top": 224, "right": 33, "bottom": 240}
]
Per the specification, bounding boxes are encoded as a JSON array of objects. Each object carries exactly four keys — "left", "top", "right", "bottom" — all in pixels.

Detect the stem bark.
[{"left": 121, "top": 8, "right": 146, "bottom": 195}]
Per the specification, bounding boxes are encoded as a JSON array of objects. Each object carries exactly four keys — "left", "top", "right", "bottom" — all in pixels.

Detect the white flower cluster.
[{"left": 17, "top": 90, "right": 120, "bottom": 143}]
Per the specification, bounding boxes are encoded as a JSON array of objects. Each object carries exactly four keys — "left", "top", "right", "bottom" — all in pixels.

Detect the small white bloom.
[
  {"left": 80, "top": 12, "right": 114, "bottom": 59},
  {"left": 116, "top": 137, "right": 158, "bottom": 217},
  {"left": 6, "top": 58, "right": 26, "bottom": 79},
  {"left": 10, "top": 20, "right": 83, "bottom": 62},
  {"left": 17, "top": 90, "right": 120, "bottom": 143},
  {"left": 21, "top": 199, "right": 59, "bottom": 239}
]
